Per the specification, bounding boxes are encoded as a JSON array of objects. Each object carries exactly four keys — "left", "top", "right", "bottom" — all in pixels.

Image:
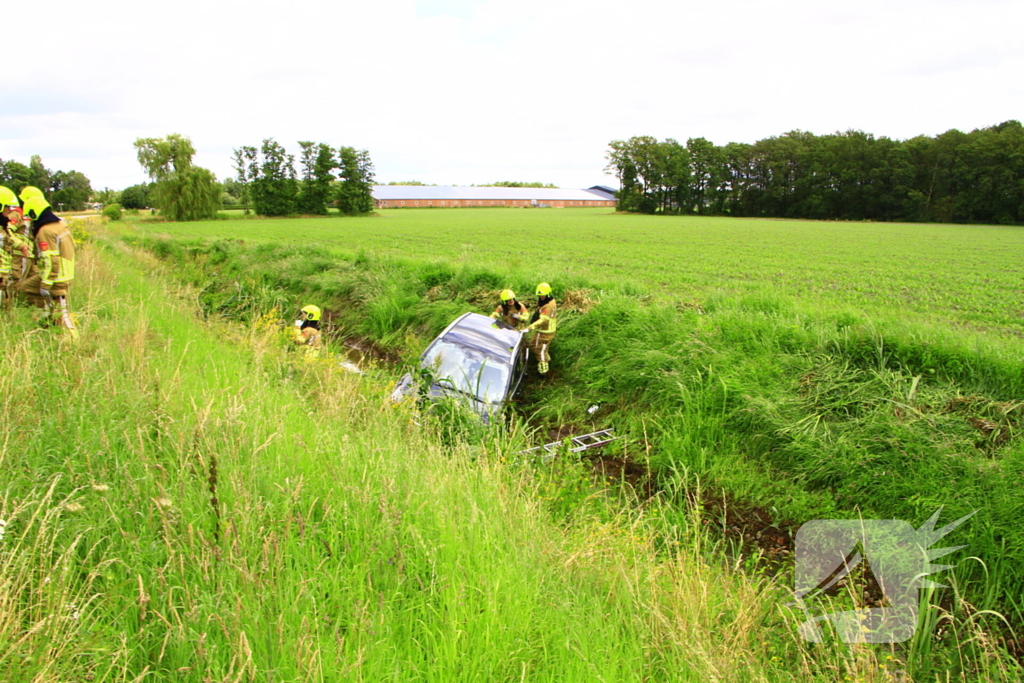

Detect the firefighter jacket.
[
  {"left": 0, "top": 216, "right": 29, "bottom": 277},
  {"left": 294, "top": 323, "right": 323, "bottom": 359},
  {"left": 528, "top": 299, "right": 557, "bottom": 334},
  {"left": 34, "top": 217, "right": 75, "bottom": 291},
  {"left": 490, "top": 300, "right": 529, "bottom": 329}
]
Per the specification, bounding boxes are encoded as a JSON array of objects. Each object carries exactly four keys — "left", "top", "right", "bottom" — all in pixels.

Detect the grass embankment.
[
  {"left": 119, "top": 217, "right": 1024, "bottom": 677},
  {"left": 0, "top": 234, "right": 930, "bottom": 680}
]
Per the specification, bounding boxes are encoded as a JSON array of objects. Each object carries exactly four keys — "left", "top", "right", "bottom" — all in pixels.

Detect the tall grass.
[
  {"left": 114, "top": 232, "right": 1024, "bottom": 676},
  {"left": 1, "top": 235, "right": 981, "bottom": 680}
]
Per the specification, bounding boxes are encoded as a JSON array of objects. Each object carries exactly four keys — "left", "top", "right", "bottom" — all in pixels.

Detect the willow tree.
[{"left": 134, "top": 134, "right": 221, "bottom": 221}]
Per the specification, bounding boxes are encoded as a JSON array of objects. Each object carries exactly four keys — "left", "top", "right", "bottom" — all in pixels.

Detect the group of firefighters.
[
  {"left": 294, "top": 283, "right": 557, "bottom": 375},
  {"left": 0, "top": 185, "right": 77, "bottom": 336},
  {"left": 2, "top": 180, "right": 556, "bottom": 377},
  {"left": 489, "top": 282, "right": 557, "bottom": 375}
]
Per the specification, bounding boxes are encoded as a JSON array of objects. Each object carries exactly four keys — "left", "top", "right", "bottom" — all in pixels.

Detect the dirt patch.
[
  {"left": 591, "top": 454, "right": 655, "bottom": 498},
  {"left": 698, "top": 492, "right": 796, "bottom": 566},
  {"left": 319, "top": 308, "right": 402, "bottom": 365},
  {"left": 545, "top": 424, "right": 578, "bottom": 442}
]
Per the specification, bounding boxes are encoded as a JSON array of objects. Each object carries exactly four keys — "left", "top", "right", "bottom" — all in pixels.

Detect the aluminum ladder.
[{"left": 516, "top": 428, "right": 621, "bottom": 463}]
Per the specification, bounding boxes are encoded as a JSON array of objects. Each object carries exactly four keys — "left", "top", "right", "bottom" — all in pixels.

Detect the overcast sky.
[{"left": 5, "top": 0, "right": 1021, "bottom": 191}]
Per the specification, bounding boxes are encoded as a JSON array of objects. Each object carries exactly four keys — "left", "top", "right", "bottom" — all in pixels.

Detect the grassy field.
[
  {"left": 3, "top": 231, "right": 969, "bottom": 682},
  {"left": 116, "top": 210, "right": 1024, "bottom": 677},
  {"left": 133, "top": 208, "right": 1024, "bottom": 336}
]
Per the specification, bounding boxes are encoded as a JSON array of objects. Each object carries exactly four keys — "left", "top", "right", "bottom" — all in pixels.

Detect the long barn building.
[{"left": 372, "top": 185, "right": 617, "bottom": 209}]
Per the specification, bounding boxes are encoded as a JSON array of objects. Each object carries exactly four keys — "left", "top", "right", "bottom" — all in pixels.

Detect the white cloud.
[{"left": 5, "top": 0, "right": 1022, "bottom": 190}]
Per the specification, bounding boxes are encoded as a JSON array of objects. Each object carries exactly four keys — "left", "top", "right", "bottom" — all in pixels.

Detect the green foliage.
[
  {"left": 134, "top": 134, "right": 221, "bottom": 221},
  {"left": 606, "top": 136, "right": 690, "bottom": 213},
  {"left": 28, "top": 154, "right": 50, "bottom": 192},
  {"left": 231, "top": 146, "right": 256, "bottom": 215},
  {"left": 250, "top": 138, "right": 297, "bottom": 216},
  {"left": 93, "top": 187, "right": 121, "bottom": 205},
  {"left": 336, "top": 146, "right": 375, "bottom": 215},
  {"left": 296, "top": 141, "right": 335, "bottom": 215},
  {"left": 127, "top": 210, "right": 1024, "bottom": 654},
  {"left": 0, "top": 156, "right": 94, "bottom": 209},
  {"left": 119, "top": 183, "right": 150, "bottom": 210},
  {"left": 0, "top": 158, "right": 33, "bottom": 191},
  {"left": 66, "top": 217, "right": 93, "bottom": 243},
  {"left": 101, "top": 202, "right": 122, "bottom": 220},
  {"left": 11, "top": 226, "right": 943, "bottom": 682},
  {"left": 478, "top": 181, "right": 559, "bottom": 188},
  {"left": 154, "top": 167, "right": 222, "bottom": 221},
  {"left": 609, "top": 121, "right": 1024, "bottom": 224},
  {"left": 50, "top": 169, "right": 93, "bottom": 211}
]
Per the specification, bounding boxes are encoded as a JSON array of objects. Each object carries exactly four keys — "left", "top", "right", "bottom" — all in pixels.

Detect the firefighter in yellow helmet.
[
  {"left": 489, "top": 288, "right": 529, "bottom": 329},
  {"left": 526, "top": 282, "right": 557, "bottom": 375},
  {"left": 19, "top": 196, "right": 77, "bottom": 335},
  {"left": 19, "top": 186, "right": 44, "bottom": 203},
  {"left": 0, "top": 186, "right": 31, "bottom": 309},
  {"left": 11, "top": 187, "right": 44, "bottom": 288},
  {"left": 293, "top": 305, "right": 323, "bottom": 359}
]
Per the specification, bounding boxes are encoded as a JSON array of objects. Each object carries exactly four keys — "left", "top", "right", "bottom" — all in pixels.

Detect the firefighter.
[
  {"left": 0, "top": 186, "right": 30, "bottom": 309},
  {"left": 19, "top": 196, "right": 76, "bottom": 335},
  {"left": 489, "top": 289, "right": 529, "bottom": 329},
  {"left": 293, "top": 305, "right": 323, "bottom": 359},
  {"left": 12, "top": 187, "right": 44, "bottom": 286},
  {"left": 527, "top": 282, "right": 556, "bottom": 375}
]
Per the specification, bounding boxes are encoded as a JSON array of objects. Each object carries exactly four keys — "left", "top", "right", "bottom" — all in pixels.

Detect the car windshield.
[{"left": 421, "top": 340, "right": 510, "bottom": 404}]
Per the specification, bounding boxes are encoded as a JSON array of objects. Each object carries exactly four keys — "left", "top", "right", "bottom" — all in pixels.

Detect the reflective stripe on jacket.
[
  {"left": 529, "top": 300, "right": 557, "bottom": 334},
  {"left": 35, "top": 221, "right": 75, "bottom": 287}
]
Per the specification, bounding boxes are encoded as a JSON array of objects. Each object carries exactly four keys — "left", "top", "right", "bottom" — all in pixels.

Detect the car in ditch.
[{"left": 390, "top": 312, "right": 529, "bottom": 423}]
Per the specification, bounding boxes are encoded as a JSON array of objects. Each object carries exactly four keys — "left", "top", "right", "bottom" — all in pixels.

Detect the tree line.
[
  {"left": 0, "top": 155, "right": 93, "bottom": 211},
  {"left": 607, "top": 120, "right": 1024, "bottom": 224},
  {"left": 231, "top": 139, "right": 375, "bottom": 217},
  {"left": 128, "top": 135, "right": 376, "bottom": 221}
]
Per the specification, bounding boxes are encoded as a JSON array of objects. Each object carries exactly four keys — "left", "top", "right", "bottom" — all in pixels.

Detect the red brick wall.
[{"left": 373, "top": 198, "right": 616, "bottom": 208}]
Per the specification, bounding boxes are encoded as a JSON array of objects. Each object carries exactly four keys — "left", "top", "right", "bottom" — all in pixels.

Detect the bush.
[
  {"left": 120, "top": 184, "right": 150, "bottom": 210},
  {"left": 102, "top": 203, "right": 122, "bottom": 220}
]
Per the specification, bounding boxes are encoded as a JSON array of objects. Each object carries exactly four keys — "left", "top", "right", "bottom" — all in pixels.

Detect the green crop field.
[{"left": 130, "top": 208, "right": 1024, "bottom": 337}]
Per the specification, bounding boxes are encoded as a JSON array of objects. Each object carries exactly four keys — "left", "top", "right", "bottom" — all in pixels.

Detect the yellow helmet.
[
  {"left": 22, "top": 196, "right": 50, "bottom": 219},
  {"left": 500, "top": 289, "right": 515, "bottom": 301},
  {"left": 19, "top": 186, "right": 44, "bottom": 203},
  {"left": 535, "top": 282, "right": 552, "bottom": 296},
  {"left": 300, "top": 305, "right": 322, "bottom": 321},
  {"left": 0, "top": 186, "right": 17, "bottom": 208}
]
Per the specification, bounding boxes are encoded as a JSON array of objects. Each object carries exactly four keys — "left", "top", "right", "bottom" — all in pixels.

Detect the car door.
[{"left": 507, "top": 337, "right": 529, "bottom": 399}]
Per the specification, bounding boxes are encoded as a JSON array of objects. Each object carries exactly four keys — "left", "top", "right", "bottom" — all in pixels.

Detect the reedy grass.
[
  {"left": 113, "top": 228, "right": 1024, "bottom": 677},
  {"left": 0, "top": 233, "right": 962, "bottom": 680}
]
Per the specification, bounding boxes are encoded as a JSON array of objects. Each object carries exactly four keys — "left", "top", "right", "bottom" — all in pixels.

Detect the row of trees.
[
  {"left": 607, "top": 121, "right": 1024, "bottom": 224},
  {"left": 231, "top": 140, "right": 375, "bottom": 216},
  {"left": 0, "top": 155, "right": 94, "bottom": 211}
]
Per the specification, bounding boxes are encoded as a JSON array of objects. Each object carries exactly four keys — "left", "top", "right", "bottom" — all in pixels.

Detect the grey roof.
[
  {"left": 587, "top": 185, "right": 618, "bottom": 199},
  {"left": 372, "top": 185, "right": 617, "bottom": 202},
  {"left": 441, "top": 312, "right": 521, "bottom": 362}
]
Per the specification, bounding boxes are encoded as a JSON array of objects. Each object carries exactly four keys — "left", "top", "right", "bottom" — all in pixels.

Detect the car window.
[{"left": 422, "top": 340, "right": 510, "bottom": 404}]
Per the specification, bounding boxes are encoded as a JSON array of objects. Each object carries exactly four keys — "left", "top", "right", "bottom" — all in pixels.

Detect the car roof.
[{"left": 440, "top": 312, "right": 520, "bottom": 362}]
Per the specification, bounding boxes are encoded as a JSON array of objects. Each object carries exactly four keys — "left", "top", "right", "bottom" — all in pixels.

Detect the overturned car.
[{"left": 390, "top": 312, "right": 529, "bottom": 422}]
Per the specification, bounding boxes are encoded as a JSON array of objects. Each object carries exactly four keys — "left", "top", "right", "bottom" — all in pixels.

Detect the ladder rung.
[{"left": 515, "top": 429, "right": 621, "bottom": 461}]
